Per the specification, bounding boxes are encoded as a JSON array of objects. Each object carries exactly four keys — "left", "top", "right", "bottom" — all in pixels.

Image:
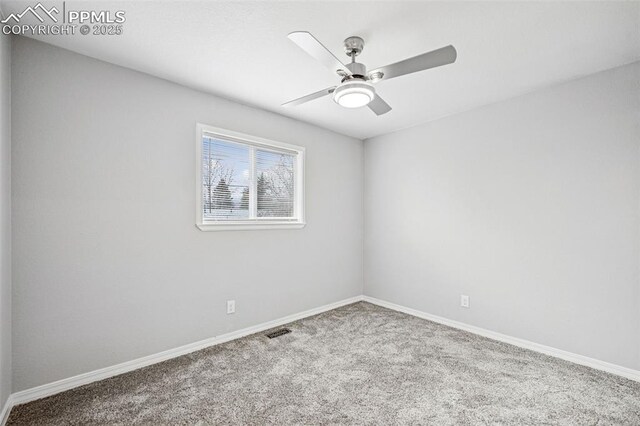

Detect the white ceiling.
[{"left": 3, "top": 1, "right": 639, "bottom": 139}]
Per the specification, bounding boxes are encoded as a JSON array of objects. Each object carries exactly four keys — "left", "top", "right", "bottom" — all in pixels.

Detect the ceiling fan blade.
[
  {"left": 282, "top": 86, "right": 336, "bottom": 107},
  {"left": 287, "top": 31, "right": 351, "bottom": 77},
  {"left": 368, "top": 94, "right": 392, "bottom": 116},
  {"left": 369, "top": 45, "right": 457, "bottom": 81}
]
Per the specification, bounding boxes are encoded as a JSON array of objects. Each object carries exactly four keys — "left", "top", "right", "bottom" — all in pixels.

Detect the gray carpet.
[{"left": 7, "top": 302, "right": 640, "bottom": 425}]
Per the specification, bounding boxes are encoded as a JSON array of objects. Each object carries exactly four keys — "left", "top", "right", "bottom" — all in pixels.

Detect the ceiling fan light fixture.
[{"left": 333, "top": 80, "right": 375, "bottom": 108}]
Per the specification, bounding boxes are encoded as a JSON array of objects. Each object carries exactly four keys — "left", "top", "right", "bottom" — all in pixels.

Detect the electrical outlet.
[
  {"left": 460, "top": 295, "right": 470, "bottom": 308},
  {"left": 226, "top": 300, "right": 235, "bottom": 314}
]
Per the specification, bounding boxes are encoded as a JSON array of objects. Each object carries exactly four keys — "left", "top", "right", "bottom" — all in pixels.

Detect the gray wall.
[
  {"left": 364, "top": 62, "right": 640, "bottom": 370},
  {"left": 11, "top": 37, "right": 363, "bottom": 391},
  {"left": 0, "top": 33, "right": 11, "bottom": 406}
]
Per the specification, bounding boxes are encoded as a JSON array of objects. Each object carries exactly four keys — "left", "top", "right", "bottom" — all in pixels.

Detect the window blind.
[{"left": 201, "top": 135, "right": 298, "bottom": 223}]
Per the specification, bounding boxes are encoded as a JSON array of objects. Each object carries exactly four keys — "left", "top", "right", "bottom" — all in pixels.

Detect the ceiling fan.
[{"left": 282, "top": 32, "right": 457, "bottom": 115}]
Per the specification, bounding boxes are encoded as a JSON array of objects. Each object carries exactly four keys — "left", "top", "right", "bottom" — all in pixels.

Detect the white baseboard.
[
  {"left": 0, "top": 395, "right": 13, "bottom": 426},
  {"left": 363, "top": 295, "right": 640, "bottom": 382},
  {"left": 6, "top": 295, "right": 364, "bottom": 413}
]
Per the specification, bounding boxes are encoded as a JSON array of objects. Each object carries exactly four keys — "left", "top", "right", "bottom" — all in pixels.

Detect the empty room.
[{"left": 0, "top": 0, "right": 639, "bottom": 424}]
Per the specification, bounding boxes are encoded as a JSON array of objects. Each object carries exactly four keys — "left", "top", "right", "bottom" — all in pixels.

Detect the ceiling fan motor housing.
[{"left": 345, "top": 62, "right": 366, "bottom": 78}]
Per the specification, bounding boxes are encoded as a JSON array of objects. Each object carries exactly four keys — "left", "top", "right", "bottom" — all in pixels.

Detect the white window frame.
[{"left": 196, "top": 123, "right": 305, "bottom": 231}]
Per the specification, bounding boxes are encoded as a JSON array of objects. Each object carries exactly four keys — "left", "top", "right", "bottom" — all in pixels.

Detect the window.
[{"left": 196, "top": 124, "right": 305, "bottom": 231}]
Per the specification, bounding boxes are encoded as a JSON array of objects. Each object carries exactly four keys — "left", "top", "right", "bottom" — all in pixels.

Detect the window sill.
[{"left": 196, "top": 221, "right": 306, "bottom": 232}]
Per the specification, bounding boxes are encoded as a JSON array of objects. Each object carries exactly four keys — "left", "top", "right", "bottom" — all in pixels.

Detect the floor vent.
[{"left": 266, "top": 328, "right": 292, "bottom": 339}]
